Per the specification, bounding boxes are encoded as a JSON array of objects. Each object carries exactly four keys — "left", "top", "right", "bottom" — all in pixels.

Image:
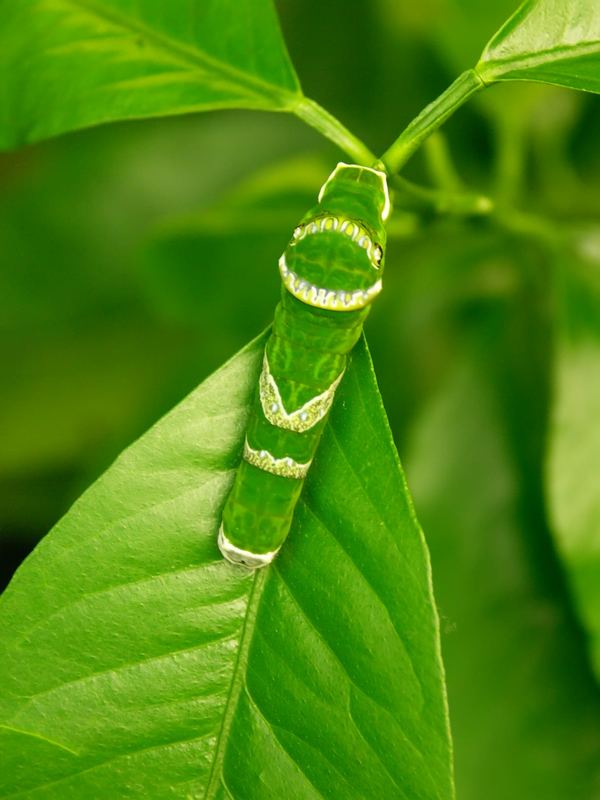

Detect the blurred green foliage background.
[{"left": 1, "top": 0, "right": 599, "bottom": 797}]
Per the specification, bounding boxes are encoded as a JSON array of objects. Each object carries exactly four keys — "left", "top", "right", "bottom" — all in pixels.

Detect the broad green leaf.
[
  {"left": 477, "top": 0, "right": 600, "bottom": 93},
  {"left": 547, "top": 235, "right": 600, "bottom": 678},
  {"left": 0, "top": 335, "right": 454, "bottom": 799},
  {"left": 0, "top": 0, "right": 301, "bottom": 150},
  {"left": 405, "top": 312, "right": 600, "bottom": 799}
]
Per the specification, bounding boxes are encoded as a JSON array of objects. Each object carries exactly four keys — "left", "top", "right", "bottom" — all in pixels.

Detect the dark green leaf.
[
  {"left": 478, "top": 0, "right": 600, "bottom": 93},
  {"left": 0, "top": 335, "right": 453, "bottom": 799},
  {"left": 0, "top": 0, "right": 301, "bottom": 150},
  {"left": 547, "top": 235, "right": 600, "bottom": 678}
]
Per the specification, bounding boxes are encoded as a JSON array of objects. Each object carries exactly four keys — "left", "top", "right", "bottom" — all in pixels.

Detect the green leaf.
[
  {"left": 0, "top": 0, "right": 301, "bottom": 150},
  {"left": 406, "top": 336, "right": 600, "bottom": 800},
  {"left": 477, "top": 0, "right": 600, "bottom": 93},
  {"left": 0, "top": 334, "right": 453, "bottom": 799},
  {"left": 547, "top": 236, "right": 600, "bottom": 678}
]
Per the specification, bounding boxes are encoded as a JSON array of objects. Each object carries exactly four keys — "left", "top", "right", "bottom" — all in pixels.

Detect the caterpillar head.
[{"left": 279, "top": 163, "right": 390, "bottom": 312}]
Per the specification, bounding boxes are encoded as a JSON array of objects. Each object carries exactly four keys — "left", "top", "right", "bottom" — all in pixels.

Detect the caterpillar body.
[{"left": 219, "top": 162, "right": 391, "bottom": 568}]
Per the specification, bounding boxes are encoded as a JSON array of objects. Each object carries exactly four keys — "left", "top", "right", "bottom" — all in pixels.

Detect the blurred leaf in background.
[
  {"left": 392, "top": 206, "right": 600, "bottom": 797},
  {"left": 406, "top": 315, "right": 600, "bottom": 800},
  {"left": 142, "top": 154, "right": 326, "bottom": 330},
  {"left": 0, "top": 111, "right": 315, "bottom": 557},
  {"left": 547, "top": 231, "right": 600, "bottom": 679}
]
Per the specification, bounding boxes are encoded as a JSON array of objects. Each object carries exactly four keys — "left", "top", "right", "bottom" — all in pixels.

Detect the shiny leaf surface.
[
  {"left": 0, "top": 335, "right": 453, "bottom": 799},
  {"left": 478, "top": 0, "right": 600, "bottom": 93},
  {"left": 0, "top": 0, "right": 301, "bottom": 149}
]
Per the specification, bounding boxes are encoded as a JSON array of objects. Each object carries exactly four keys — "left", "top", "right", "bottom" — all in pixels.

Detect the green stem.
[
  {"left": 424, "top": 132, "right": 463, "bottom": 192},
  {"left": 494, "top": 113, "right": 527, "bottom": 206},
  {"left": 393, "top": 175, "right": 493, "bottom": 217},
  {"left": 381, "top": 69, "right": 485, "bottom": 175},
  {"left": 293, "top": 96, "right": 377, "bottom": 167},
  {"left": 492, "top": 207, "right": 564, "bottom": 246}
]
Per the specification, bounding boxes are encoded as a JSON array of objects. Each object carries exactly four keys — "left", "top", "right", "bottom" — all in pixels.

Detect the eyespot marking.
[
  {"left": 279, "top": 254, "right": 382, "bottom": 310},
  {"left": 288, "top": 215, "right": 382, "bottom": 270}
]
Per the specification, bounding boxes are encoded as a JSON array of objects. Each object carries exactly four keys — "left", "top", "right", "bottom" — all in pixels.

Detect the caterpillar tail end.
[{"left": 218, "top": 525, "right": 279, "bottom": 570}]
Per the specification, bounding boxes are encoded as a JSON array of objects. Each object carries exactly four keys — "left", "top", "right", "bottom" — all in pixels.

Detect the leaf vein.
[
  {"left": 55, "top": 0, "right": 298, "bottom": 105},
  {"left": 301, "top": 498, "right": 425, "bottom": 710},
  {"left": 0, "top": 724, "right": 79, "bottom": 757},
  {"left": 203, "top": 569, "right": 267, "bottom": 799},
  {"left": 1, "top": 730, "right": 215, "bottom": 799},
  {"left": 244, "top": 686, "right": 333, "bottom": 800},
  {"left": 8, "top": 632, "right": 239, "bottom": 714}
]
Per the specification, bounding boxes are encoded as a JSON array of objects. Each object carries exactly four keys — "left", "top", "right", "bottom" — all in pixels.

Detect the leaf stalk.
[
  {"left": 293, "top": 96, "right": 377, "bottom": 167},
  {"left": 381, "top": 69, "right": 485, "bottom": 175}
]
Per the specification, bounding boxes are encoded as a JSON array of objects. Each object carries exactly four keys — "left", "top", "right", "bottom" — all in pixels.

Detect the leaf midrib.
[
  {"left": 57, "top": 0, "right": 300, "bottom": 107},
  {"left": 203, "top": 568, "right": 267, "bottom": 800},
  {"left": 480, "top": 40, "right": 600, "bottom": 78}
]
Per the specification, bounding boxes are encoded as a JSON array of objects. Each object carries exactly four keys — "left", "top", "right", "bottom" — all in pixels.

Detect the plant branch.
[
  {"left": 424, "top": 132, "right": 464, "bottom": 192},
  {"left": 293, "top": 96, "right": 377, "bottom": 166},
  {"left": 492, "top": 207, "right": 565, "bottom": 247},
  {"left": 392, "top": 175, "right": 493, "bottom": 217},
  {"left": 381, "top": 69, "right": 485, "bottom": 175},
  {"left": 493, "top": 113, "right": 527, "bottom": 206}
]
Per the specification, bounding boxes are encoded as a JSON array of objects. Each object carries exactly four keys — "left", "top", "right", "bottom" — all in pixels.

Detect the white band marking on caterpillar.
[
  {"left": 259, "top": 354, "right": 344, "bottom": 433},
  {"left": 218, "top": 525, "right": 279, "bottom": 568},
  {"left": 243, "top": 439, "right": 311, "bottom": 479}
]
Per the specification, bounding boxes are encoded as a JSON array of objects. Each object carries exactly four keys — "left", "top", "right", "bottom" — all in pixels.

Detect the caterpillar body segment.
[{"left": 219, "top": 163, "right": 390, "bottom": 568}]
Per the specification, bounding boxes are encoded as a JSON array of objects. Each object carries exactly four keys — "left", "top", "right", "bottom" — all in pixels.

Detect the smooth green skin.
[
  {"left": 0, "top": 0, "right": 301, "bottom": 150},
  {"left": 0, "top": 334, "right": 453, "bottom": 800},
  {"left": 222, "top": 166, "right": 389, "bottom": 554},
  {"left": 547, "top": 251, "right": 600, "bottom": 678},
  {"left": 478, "top": 0, "right": 600, "bottom": 93}
]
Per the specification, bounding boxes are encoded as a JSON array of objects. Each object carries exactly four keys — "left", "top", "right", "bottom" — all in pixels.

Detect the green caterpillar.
[{"left": 219, "top": 162, "right": 391, "bottom": 568}]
